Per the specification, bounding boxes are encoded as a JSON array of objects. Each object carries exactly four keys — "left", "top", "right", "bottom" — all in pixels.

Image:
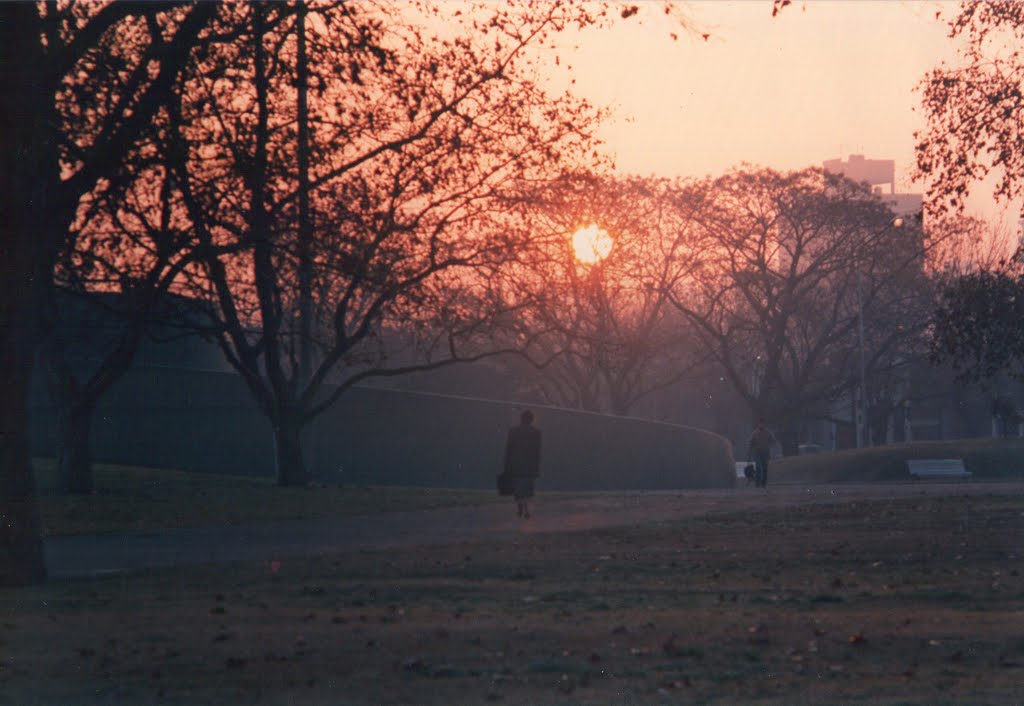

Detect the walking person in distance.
[
  {"left": 747, "top": 418, "right": 777, "bottom": 488},
  {"left": 504, "top": 409, "right": 541, "bottom": 518}
]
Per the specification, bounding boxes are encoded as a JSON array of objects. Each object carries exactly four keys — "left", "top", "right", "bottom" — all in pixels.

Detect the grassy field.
[
  {"left": 32, "top": 460, "right": 507, "bottom": 536},
  {"left": 4, "top": 488, "right": 1023, "bottom": 705},
  {"left": 34, "top": 439, "right": 1024, "bottom": 536},
  {"left": 772, "top": 437, "right": 1024, "bottom": 483}
]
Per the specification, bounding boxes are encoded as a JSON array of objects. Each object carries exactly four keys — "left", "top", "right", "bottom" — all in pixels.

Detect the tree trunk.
[
  {"left": 0, "top": 0, "right": 50, "bottom": 586},
  {"left": 55, "top": 402, "right": 94, "bottom": 495},
  {"left": 44, "top": 339, "right": 94, "bottom": 495},
  {"left": 273, "top": 414, "right": 310, "bottom": 487},
  {"left": 0, "top": 315, "right": 47, "bottom": 586},
  {"left": 44, "top": 311, "right": 152, "bottom": 496}
]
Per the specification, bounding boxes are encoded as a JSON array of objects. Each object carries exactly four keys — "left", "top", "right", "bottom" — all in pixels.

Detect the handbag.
[{"left": 497, "top": 472, "right": 514, "bottom": 496}]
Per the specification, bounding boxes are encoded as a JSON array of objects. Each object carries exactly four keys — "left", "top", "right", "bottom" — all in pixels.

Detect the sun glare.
[{"left": 571, "top": 224, "right": 613, "bottom": 264}]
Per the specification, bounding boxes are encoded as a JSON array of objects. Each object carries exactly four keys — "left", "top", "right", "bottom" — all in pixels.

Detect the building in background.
[{"left": 823, "top": 154, "right": 923, "bottom": 222}]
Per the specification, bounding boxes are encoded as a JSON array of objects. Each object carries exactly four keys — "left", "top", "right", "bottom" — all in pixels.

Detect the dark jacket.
[
  {"left": 504, "top": 423, "right": 541, "bottom": 478},
  {"left": 748, "top": 427, "right": 776, "bottom": 458}
]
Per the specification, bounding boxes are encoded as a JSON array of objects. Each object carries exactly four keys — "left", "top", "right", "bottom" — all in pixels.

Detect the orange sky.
[{"left": 548, "top": 0, "right": 1015, "bottom": 227}]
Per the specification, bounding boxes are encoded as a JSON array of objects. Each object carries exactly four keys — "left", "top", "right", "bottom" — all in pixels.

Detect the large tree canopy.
[
  {"left": 168, "top": 1, "right": 612, "bottom": 485},
  {"left": 668, "top": 167, "right": 929, "bottom": 453},
  {"left": 503, "top": 172, "right": 707, "bottom": 415}
]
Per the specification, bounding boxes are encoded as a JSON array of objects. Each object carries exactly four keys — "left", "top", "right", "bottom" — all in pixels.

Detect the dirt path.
[{"left": 44, "top": 480, "right": 1021, "bottom": 578}]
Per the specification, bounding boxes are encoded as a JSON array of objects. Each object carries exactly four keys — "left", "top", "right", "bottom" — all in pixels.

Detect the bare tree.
[
  {"left": 503, "top": 173, "right": 709, "bottom": 415},
  {"left": 925, "top": 215, "right": 1021, "bottom": 278},
  {"left": 916, "top": 2, "right": 1024, "bottom": 384},
  {"left": 916, "top": 1, "right": 1024, "bottom": 215},
  {"left": 667, "top": 167, "right": 930, "bottom": 454},
  {"left": 167, "top": 2, "right": 610, "bottom": 485},
  {"left": 44, "top": 152, "right": 221, "bottom": 495},
  {"left": 0, "top": 2, "right": 216, "bottom": 585}
]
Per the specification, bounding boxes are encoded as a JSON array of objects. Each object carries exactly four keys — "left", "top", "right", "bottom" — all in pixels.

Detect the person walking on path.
[
  {"left": 504, "top": 409, "right": 542, "bottom": 518},
  {"left": 747, "top": 418, "right": 777, "bottom": 488}
]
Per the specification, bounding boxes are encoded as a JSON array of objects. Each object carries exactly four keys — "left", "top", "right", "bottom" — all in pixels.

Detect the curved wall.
[{"left": 30, "top": 368, "right": 736, "bottom": 491}]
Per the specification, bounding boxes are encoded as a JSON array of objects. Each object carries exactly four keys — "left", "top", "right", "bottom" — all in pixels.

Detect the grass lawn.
[
  {"left": 33, "top": 459, "right": 508, "bottom": 536},
  {"left": 3, "top": 490, "right": 1023, "bottom": 705},
  {"left": 37, "top": 439, "right": 1024, "bottom": 536}
]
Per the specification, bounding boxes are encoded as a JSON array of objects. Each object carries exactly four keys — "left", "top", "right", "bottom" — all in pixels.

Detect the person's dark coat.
[
  {"left": 504, "top": 423, "right": 541, "bottom": 479},
  {"left": 748, "top": 427, "right": 776, "bottom": 459}
]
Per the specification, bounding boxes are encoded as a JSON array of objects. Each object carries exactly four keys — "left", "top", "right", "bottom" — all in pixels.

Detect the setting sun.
[{"left": 571, "top": 224, "right": 613, "bottom": 264}]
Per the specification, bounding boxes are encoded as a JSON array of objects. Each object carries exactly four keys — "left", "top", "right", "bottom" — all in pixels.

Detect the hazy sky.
[{"left": 551, "top": 1, "right": 1012, "bottom": 223}]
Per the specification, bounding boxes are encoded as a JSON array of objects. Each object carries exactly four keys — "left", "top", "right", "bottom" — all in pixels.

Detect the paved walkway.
[{"left": 44, "top": 481, "right": 1022, "bottom": 578}]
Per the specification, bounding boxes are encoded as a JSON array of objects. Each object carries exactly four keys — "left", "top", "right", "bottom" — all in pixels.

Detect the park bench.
[{"left": 906, "top": 458, "right": 971, "bottom": 481}]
